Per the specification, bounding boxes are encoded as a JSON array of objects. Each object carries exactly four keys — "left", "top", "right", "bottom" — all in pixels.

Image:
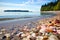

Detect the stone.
[{"left": 48, "top": 35, "right": 59, "bottom": 40}]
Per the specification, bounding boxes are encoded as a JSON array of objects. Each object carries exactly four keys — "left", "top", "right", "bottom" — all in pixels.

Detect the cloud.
[
  {"left": 0, "top": 0, "right": 53, "bottom": 11},
  {"left": 0, "top": 0, "right": 36, "bottom": 6},
  {"left": 0, "top": 2, "right": 26, "bottom": 6},
  {"left": 0, "top": 0, "right": 55, "bottom": 6},
  {"left": 0, "top": 0, "right": 52, "bottom": 7},
  {"left": 0, "top": 0, "right": 41, "bottom": 11},
  {"left": 23, "top": 0, "right": 52, "bottom": 5}
]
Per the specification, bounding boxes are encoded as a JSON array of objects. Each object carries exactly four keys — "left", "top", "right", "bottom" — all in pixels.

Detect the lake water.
[
  {"left": 0, "top": 11, "right": 55, "bottom": 28},
  {"left": 0, "top": 11, "right": 55, "bottom": 22},
  {"left": 0, "top": 12, "right": 40, "bottom": 18}
]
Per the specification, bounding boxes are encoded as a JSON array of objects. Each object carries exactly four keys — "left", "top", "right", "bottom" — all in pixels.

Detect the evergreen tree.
[{"left": 41, "top": 0, "right": 60, "bottom": 11}]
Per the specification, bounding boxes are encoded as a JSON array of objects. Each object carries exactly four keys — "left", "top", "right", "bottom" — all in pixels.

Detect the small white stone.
[
  {"left": 36, "top": 36, "right": 43, "bottom": 40},
  {"left": 0, "top": 32, "right": 2, "bottom": 34},
  {"left": 1, "top": 29, "right": 6, "bottom": 32},
  {"left": 31, "top": 33, "right": 36, "bottom": 37},
  {"left": 48, "top": 35, "right": 59, "bottom": 40},
  {"left": 5, "top": 33, "right": 10, "bottom": 37},
  {"left": 27, "top": 35, "right": 31, "bottom": 38},
  {"left": 16, "top": 32, "right": 23, "bottom": 36},
  {"left": 39, "top": 29, "right": 46, "bottom": 33},
  {"left": 21, "top": 34, "right": 26, "bottom": 37}
]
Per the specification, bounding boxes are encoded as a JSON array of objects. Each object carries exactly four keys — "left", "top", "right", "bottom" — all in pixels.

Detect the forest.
[{"left": 41, "top": 0, "right": 60, "bottom": 11}]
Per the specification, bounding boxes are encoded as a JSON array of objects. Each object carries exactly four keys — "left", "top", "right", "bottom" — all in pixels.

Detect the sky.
[{"left": 0, "top": 0, "right": 56, "bottom": 11}]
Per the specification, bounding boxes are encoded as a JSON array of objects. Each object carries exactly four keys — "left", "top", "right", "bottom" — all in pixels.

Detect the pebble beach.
[{"left": 0, "top": 11, "right": 60, "bottom": 40}]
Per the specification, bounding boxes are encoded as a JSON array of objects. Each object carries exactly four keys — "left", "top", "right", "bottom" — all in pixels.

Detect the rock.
[
  {"left": 30, "top": 37, "right": 36, "bottom": 40},
  {"left": 48, "top": 35, "right": 59, "bottom": 40},
  {"left": 31, "top": 33, "right": 36, "bottom": 37},
  {"left": 43, "top": 36, "right": 48, "bottom": 40},
  {"left": 36, "top": 36, "right": 43, "bottom": 40}
]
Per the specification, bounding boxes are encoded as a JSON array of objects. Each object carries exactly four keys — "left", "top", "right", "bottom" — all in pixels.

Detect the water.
[
  {"left": 0, "top": 11, "right": 55, "bottom": 22},
  {"left": 0, "top": 11, "right": 55, "bottom": 28},
  {"left": 0, "top": 12, "right": 40, "bottom": 21},
  {"left": 0, "top": 12, "right": 40, "bottom": 18}
]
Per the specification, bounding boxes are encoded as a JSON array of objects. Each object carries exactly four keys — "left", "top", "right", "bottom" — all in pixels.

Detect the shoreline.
[
  {"left": 0, "top": 11, "right": 59, "bottom": 29},
  {"left": 41, "top": 11, "right": 60, "bottom": 14},
  {"left": 0, "top": 11, "right": 60, "bottom": 40},
  {"left": 39, "top": 11, "right": 60, "bottom": 22},
  {"left": 0, "top": 15, "right": 52, "bottom": 29},
  {"left": 0, "top": 11, "right": 60, "bottom": 30}
]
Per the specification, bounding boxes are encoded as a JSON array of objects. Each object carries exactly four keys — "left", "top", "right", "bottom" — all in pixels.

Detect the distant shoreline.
[
  {"left": 41, "top": 11, "right": 60, "bottom": 14},
  {"left": 4, "top": 10, "right": 30, "bottom": 12}
]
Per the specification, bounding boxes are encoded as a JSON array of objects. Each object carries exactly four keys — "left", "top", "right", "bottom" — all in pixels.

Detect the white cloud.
[
  {"left": 0, "top": 2, "right": 29, "bottom": 11},
  {"left": 0, "top": 2, "right": 26, "bottom": 6},
  {"left": 0, "top": 0, "right": 53, "bottom": 7},
  {"left": 0, "top": 0, "right": 36, "bottom": 6},
  {"left": 23, "top": 0, "right": 51, "bottom": 5},
  {"left": 0, "top": 0, "right": 50, "bottom": 11},
  {"left": 0, "top": 7, "right": 29, "bottom": 10}
]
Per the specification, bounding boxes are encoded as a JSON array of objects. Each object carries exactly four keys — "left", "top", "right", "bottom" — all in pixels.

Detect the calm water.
[
  {"left": 0, "top": 12, "right": 40, "bottom": 18},
  {"left": 0, "top": 11, "right": 55, "bottom": 22}
]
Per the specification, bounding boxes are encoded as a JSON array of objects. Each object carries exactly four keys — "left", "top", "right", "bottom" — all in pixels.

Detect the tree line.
[{"left": 41, "top": 0, "right": 60, "bottom": 11}]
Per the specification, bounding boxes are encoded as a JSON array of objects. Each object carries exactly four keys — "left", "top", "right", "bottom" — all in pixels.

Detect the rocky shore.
[{"left": 0, "top": 12, "right": 60, "bottom": 40}]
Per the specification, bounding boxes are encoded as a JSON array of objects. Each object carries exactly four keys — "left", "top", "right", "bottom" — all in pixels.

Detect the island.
[{"left": 4, "top": 10, "right": 30, "bottom": 12}]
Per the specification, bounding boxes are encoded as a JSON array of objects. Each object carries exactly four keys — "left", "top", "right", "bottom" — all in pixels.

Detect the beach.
[
  {"left": 0, "top": 13, "right": 53, "bottom": 29},
  {"left": 39, "top": 11, "right": 60, "bottom": 24},
  {"left": 0, "top": 11, "right": 60, "bottom": 40}
]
